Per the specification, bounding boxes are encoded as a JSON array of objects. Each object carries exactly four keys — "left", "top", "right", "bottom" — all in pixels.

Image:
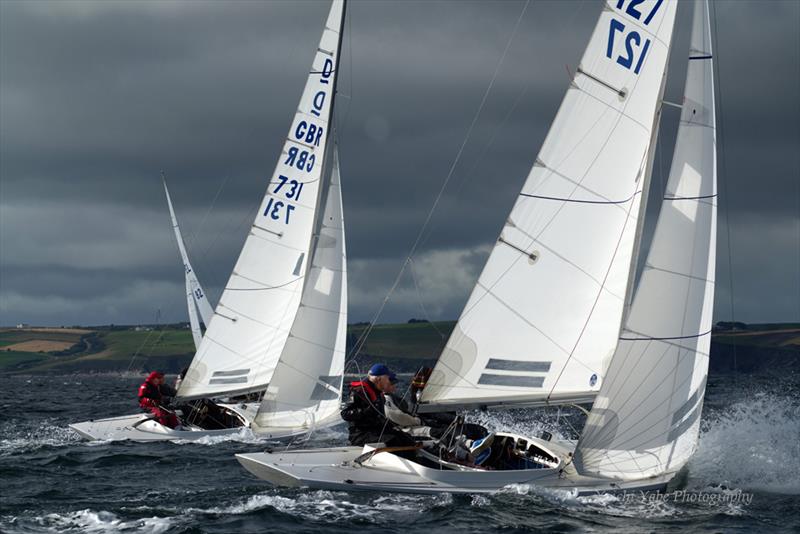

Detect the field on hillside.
[
  {"left": 350, "top": 321, "right": 455, "bottom": 360},
  {"left": 1, "top": 321, "right": 798, "bottom": 374}
]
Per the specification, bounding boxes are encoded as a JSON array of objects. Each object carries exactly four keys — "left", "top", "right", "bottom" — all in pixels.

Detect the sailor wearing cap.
[{"left": 340, "top": 363, "right": 415, "bottom": 447}]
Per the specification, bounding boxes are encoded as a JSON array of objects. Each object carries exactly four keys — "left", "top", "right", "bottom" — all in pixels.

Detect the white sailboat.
[
  {"left": 163, "top": 178, "right": 214, "bottom": 351},
  {"left": 70, "top": 0, "right": 348, "bottom": 442},
  {"left": 237, "top": 0, "right": 718, "bottom": 494}
]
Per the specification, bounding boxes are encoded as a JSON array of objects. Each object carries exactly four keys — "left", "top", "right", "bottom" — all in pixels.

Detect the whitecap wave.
[
  {"left": 0, "top": 421, "right": 81, "bottom": 456},
  {"left": 691, "top": 391, "right": 800, "bottom": 494},
  {"left": 190, "top": 489, "right": 453, "bottom": 522},
  {"left": 6, "top": 509, "right": 174, "bottom": 534}
]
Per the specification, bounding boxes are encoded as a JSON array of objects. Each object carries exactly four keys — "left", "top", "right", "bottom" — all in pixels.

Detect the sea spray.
[{"left": 691, "top": 390, "right": 800, "bottom": 494}]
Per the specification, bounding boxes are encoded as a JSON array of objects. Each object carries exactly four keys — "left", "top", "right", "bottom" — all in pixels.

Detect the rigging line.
[
  {"left": 346, "top": 0, "right": 531, "bottom": 361},
  {"left": 619, "top": 329, "right": 712, "bottom": 341},
  {"left": 519, "top": 189, "right": 642, "bottom": 205},
  {"left": 662, "top": 194, "right": 717, "bottom": 201},
  {"left": 408, "top": 258, "right": 447, "bottom": 341},
  {"left": 418, "top": 81, "right": 532, "bottom": 252},
  {"left": 546, "top": 156, "right": 645, "bottom": 402},
  {"left": 711, "top": 0, "right": 737, "bottom": 378},
  {"left": 430, "top": 74, "right": 649, "bottom": 392},
  {"left": 186, "top": 174, "right": 230, "bottom": 250}
]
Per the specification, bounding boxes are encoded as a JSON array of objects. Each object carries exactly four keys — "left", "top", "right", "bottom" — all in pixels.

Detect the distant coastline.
[{"left": 1, "top": 320, "right": 798, "bottom": 375}]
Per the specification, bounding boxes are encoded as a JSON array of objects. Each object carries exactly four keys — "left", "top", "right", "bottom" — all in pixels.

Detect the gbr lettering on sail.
[
  {"left": 262, "top": 56, "right": 335, "bottom": 226},
  {"left": 606, "top": 0, "right": 664, "bottom": 74}
]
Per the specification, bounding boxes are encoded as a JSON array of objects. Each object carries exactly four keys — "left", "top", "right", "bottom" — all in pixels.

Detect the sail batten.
[
  {"left": 575, "top": 0, "right": 717, "bottom": 480},
  {"left": 177, "top": 0, "right": 346, "bottom": 400},
  {"left": 420, "top": 0, "right": 678, "bottom": 410}
]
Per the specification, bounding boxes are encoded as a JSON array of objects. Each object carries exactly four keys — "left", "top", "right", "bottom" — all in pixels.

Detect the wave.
[
  {"left": 3, "top": 509, "right": 174, "bottom": 534},
  {"left": 690, "top": 390, "right": 800, "bottom": 495},
  {"left": 0, "top": 421, "right": 81, "bottom": 456}
]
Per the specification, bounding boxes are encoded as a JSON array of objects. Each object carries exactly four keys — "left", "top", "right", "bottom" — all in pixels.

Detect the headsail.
[
  {"left": 253, "top": 142, "right": 347, "bottom": 431},
  {"left": 164, "top": 179, "right": 214, "bottom": 349},
  {"left": 575, "top": 0, "right": 717, "bottom": 479},
  {"left": 419, "top": 0, "right": 678, "bottom": 411},
  {"left": 177, "top": 0, "right": 345, "bottom": 400}
]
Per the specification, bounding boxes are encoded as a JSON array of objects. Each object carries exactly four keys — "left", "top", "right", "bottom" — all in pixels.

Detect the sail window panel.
[{"left": 645, "top": 204, "right": 715, "bottom": 284}]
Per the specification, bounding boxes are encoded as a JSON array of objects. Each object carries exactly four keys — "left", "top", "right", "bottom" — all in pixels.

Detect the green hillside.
[{"left": 1, "top": 321, "right": 798, "bottom": 374}]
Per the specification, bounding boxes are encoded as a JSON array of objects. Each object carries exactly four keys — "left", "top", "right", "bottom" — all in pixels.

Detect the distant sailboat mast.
[{"left": 163, "top": 178, "right": 214, "bottom": 350}]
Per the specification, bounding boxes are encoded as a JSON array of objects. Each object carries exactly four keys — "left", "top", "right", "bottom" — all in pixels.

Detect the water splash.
[{"left": 691, "top": 390, "right": 800, "bottom": 494}]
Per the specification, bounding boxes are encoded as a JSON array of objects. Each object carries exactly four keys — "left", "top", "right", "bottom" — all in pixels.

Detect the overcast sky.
[{"left": 1, "top": 0, "right": 798, "bottom": 328}]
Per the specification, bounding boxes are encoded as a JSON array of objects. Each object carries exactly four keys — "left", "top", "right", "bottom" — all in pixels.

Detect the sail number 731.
[
  {"left": 607, "top": 0, "right": 663, "bottom": 75},
  {"left": 263, "top": 174, "right": 305, "bottom": 224}
]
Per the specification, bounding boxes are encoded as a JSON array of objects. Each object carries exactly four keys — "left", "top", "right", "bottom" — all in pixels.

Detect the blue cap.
[{"left": 369, "top": 363, "right": 397, "bottom": 383}]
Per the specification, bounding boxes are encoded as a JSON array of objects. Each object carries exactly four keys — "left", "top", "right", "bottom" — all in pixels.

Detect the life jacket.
[
  {"left": 138, "top": 380, "right": 162, "bottom": 408},
  {"left": 349, "top": 379, "right": 380, "bottom": 402}
]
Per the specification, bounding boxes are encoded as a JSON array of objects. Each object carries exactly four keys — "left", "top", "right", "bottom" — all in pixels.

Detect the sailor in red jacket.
[{"left": 138, "top": 371, "right": 180, "bottom": 429}]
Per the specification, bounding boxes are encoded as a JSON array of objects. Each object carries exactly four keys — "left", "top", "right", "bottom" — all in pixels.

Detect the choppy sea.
[{"left": 1, "top": 371, "right": 798, "bottom": 533}]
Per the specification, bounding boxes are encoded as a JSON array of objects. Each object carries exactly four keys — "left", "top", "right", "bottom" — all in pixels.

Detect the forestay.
[
  {"left": 420, "top": 0, "right": 678, "bottom": 410},
  {"left": 164, "top": 180, "right": 214, "bottom": 349},
  {"left": 178, "top": 0, "right": 345, "bottom": 400},
  {"left": 575, "top": 0, "right": 716, "bottom": 479},
  {"left": 254, "top": 144, "right": 347, "bottom": 431}
]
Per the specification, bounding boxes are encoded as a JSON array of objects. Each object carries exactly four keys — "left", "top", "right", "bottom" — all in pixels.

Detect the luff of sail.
[
  {"left": 575, "top": 0, "right": 717, "bottom": 480},
  {"left": 419, "top": 0, "right": 678, "bottom": 411},
  {"left": 164, "top": 179, "right": 214, "bottom": 349},
  {"left": 253, "top": 143, "right": 347, "bottom": 431},
  {"left": 177, "top": 0, "right": 345, "bottom": 400}
]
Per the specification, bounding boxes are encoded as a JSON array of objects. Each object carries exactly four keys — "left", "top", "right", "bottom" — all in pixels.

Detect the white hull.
[
  {"left": 236, "top": 433, "right": 676, "bottom": 495},
  {"left": 70, "top": 403, "right": 342, "bottom": 442}
]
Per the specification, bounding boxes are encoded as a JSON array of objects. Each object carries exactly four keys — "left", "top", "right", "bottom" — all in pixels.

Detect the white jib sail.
[
  {"left": 178, "top": 0, "right": 345, "bottom": 400},
  {"left": 575, "top": 0, "right": 717, "bottom": 480},
  {"left": 253, "top": 142, "right": 347, "bottom": 432},
  {"left": 420, "top": 0, "right": 678, "bottom": 410},
  {"left": 164, "top": 180, "right": 214, "bottom": 349}
]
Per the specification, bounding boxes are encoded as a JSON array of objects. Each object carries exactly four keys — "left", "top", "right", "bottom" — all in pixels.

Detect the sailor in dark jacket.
[{"left": 340, "top": 364, "right": 415, "bottom": 447}]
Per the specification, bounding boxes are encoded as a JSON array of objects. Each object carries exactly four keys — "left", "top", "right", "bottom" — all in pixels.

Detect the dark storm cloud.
[{"left": 1, "top": 0, "right": 798, "bottom": 326}]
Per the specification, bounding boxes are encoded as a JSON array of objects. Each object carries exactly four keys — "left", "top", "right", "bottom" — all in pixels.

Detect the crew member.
[
  {"left": 138, "top": 371, "right": 180, "bottom": 429},
  {"left": 385, "top": 366, "right": 488, "bottom": 440},
  {"left": 340, "top": 364, "right": 415, "bottom": 447}
]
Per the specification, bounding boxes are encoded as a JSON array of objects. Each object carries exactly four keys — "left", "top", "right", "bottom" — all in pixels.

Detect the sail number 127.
[{"left": 607, "top": 0, "right": 663, "bottom": 75}]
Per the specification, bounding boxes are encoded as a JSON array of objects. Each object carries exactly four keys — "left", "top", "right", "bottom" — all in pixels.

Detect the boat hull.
[
  {"left": 235, "top": 443, "right": 675, "bottom": 495},
  {"left": 69, "top": 403, "right": 341, "bottom": 442}
]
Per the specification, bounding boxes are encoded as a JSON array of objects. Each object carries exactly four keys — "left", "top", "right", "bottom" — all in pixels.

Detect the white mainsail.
[
  {"left": 164, "top": 179, "right": 214, "bottom": 349},
  {"left": 254, "top": 143, "right": 347, "bottom": 431},
  {"left": 575, "top": 0, "right": 717, "bottom": 480},
  {"left": 420, "top": 0, "right": 678, "bottom": 410},
  {"left": 178, "top": 0, "right": 345, "bottom": 400}
]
